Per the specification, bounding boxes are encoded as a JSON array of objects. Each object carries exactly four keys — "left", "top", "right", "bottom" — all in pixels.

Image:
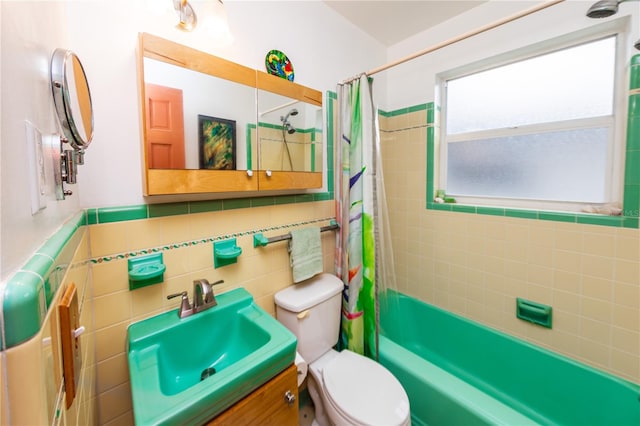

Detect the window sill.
[{"left": 426, "top": 202, "right": 638, "bottom": 228}]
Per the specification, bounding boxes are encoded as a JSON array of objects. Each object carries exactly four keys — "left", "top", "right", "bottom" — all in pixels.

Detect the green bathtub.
[{"left": 379, "top": 290, "right": 640, "bottom": 426}]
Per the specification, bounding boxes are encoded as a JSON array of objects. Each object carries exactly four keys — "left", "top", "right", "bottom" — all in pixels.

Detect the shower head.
[
  {"left": 284, "top": 123, "right": 296, "bottom": 134},
  {"left": 280, "top": 108, "right": 298, "bottom": 134},
  {"left": 586, "top": 0, "right": 621, "bottom": 18},
  {"left": 282, "top": 108, "right": 299, "bottom": 122}
]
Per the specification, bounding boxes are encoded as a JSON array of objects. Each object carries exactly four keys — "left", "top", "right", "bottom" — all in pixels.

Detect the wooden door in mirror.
[{"left": 138, "top": 33, "right": 258, "bottom": 195}]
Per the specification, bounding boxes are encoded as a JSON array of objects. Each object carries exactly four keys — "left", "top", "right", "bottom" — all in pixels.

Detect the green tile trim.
[
  {"left": 98, "top": 205, "right": 148, "bottom": 223},
  {"left": 223, "top": 199, "right": 251, "bottom": 210},
  {"left": 576, "top": 214, "right": 623, "bottom": 227},
  {"left": 451, "top": 204, "right": 476, "bottom": 214},
  {"left": 86, "top": 208, "right": 98, "bottom": 225},
  {"left": 505, "top": 209, "right": 539, "bottom": 219},
  {"left": 295, "top": 194, "right": 315, "bottom": 203},
  {"left": 627, "top": 116, "right": 640, "bottom": 151},
  {"left": 189, "top": 200, "right": 223, "bottom": 214},
  {"left": 622, "top": 217, "right": 639, "bottom": 228},
  {"left": 3, "top": 271, "right": 45, "bottom": 348},
  {"left": 314, "top": 192, "right": 332, "bottom": 201},
  {"left": 327, "top": 90, "right": 337, "bottom": 100},
  {"left": 246, "top": 123, "right": 256, "bottom": 170},
  {"left": 251, "top": 196, "right": 275, "bottom": 207},
  {"left": 379, "top": 103, "right": 430, "bottom": 118},
  {"left": 275, "top": 195, "right": 298, "bottom": 205},
  {"left": 539, "top": 212, "right": 576, "bottom": 223},
  {"left": 149, "top": 202, "right": 189, "bottom": 218},
  {"left": 430, "top": 203, "right": 452, "bottom": 211},
  {"left": 3, "top": 210, "right": 86, "bottom": 349},
  {"left": 476, "top": 207, "right": 506, "bottom": 217}
]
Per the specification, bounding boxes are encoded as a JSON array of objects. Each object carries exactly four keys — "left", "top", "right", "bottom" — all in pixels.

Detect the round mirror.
[{"left": 50, "top": 48, "right": 94, "bottom": 150}]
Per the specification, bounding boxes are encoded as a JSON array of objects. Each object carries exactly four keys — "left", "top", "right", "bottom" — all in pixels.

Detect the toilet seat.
[{"left": 322, "top": 350, "right": 410, "bottom": 426}]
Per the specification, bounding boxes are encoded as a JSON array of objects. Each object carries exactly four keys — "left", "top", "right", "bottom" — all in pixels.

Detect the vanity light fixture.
[
  {"left": 199, "top": 0, "right": 233, "bottom": 45},
  {"left": 174, "top": 0, "right": 197, "bottom": 31}
]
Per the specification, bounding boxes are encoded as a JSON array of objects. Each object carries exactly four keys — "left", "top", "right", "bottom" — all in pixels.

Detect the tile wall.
[
  {"left": 380, "top": 105, "right": 640, "bottom": 384},
  {"left": 89, "top": 200, "right": 336, "bottom": 425}
]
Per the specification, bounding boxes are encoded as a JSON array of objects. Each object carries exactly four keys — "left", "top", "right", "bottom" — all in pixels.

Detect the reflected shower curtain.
[{"left": 335, "top": 75, "right": 378, "bottom": 359}]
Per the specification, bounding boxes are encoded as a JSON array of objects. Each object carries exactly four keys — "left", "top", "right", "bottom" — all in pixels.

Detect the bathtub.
[{"left": 379, "top": 290, "right": 640, "bottom": 426}]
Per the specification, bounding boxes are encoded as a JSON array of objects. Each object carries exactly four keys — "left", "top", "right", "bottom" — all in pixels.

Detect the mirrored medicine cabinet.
[{"left": 137, "top": 32, "right": 323, "bottom": 196}]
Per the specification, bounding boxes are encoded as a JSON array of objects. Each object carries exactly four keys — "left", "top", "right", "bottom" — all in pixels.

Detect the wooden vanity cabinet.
[{"left": 207, "top": 364, "right": 299, "bottom": 426}]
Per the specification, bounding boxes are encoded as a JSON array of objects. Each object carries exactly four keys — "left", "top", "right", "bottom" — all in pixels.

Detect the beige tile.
[
  {"left": 581, "top": 254, "right": 614, "bottom": 280},
  {"left": 94, "top": 291, "right": 132, "bottom": 330},
  {"left": 92, "top": 260, "right": 129, "bottom": 297},
  {"left": 614, "top": 259, "right": 640, "bottom": 285},
  {"left": 613, "top": 304, "right": 640, "bottom": 332},
  {"left": 553, "top": 250, "right": 581, "bottom": 273},
  {"left": 553, "top": 270, "right": 581, "bottom": 293},
  {"left": 158, "top": 215, "right": 190, "bottom": 246},
  {"left": 96, "top": 353, "right": 129, "bottom": 394},
  {"left": 613, "top": 282, "right": 640, "bottom": 309},
  {"left": 615, "top": 234, "right": 640, "bottom": 261},
  {"left": 103, "top": 410, "right": 134, "bottom": 426},
  {"left": 581, "top": 275, "right": 612, "bottom": 302},
  {"left": 555, "top": 229, "right": 583, "bottom": 252},
  {"left": 553, "top": 290, "right": 580, "bottom": 315},
  {"left": 124, "top": 219, "right": 163, "bottom": 252},
  {"left": 130, "top": 283, "right": 164, "bottom": 318},
  {"left": 581, "top": 297, "right": 612, "bottom": 323},
  {"left": 553, "top": 310, "right": 580, "bottom": 334},
  {"left": 98, "top": 382, "right": 132, "bottom": 425},
  {"left": 580, "top": 317, "right": 611, "bottom": 345},
  {"left": 162, "top": 246, "right": 191, "bottom": 279},
  {"left": 90, "top": 223, "right": 129, "bottom": 256},
  {"left": 578, "top": 338, "right": 610, "bottom": 368},
  {"left": 610, "top": 349, "right": 640, "bottom": 382},
  {"left": 582, "top": 232, "right": 615, "bottom": 257},
  {"left": 526, "top": 264, "right": 553, "bottom": 288},
  {"left": 95, "top": 321, "right": 129, "bottom": 362},
  {"left": 551, "top": 330, "right": 581, "bottom": 356},
  {"left": 611, "top": 327, "right": 640, "bottom": 355}
]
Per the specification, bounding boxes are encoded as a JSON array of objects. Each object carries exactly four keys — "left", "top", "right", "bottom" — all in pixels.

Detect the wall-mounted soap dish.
[
  {"left": 214, "top": 238, "right": 242, "bottom": 268},
  {"left": 128, "top": 253, "right": 166, "bottom": 290}
]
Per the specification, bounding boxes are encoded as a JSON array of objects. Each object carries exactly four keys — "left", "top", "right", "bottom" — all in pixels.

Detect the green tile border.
[
  {"left": 413, "top": 54, "right": 640, "bottom": 229},
  {"left": 2, "top": 210, "right": 86, "bottom": 349}
]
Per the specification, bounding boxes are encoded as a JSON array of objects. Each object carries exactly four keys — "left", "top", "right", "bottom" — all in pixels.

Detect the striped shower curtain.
[{"left": 335, "top": 75, "right": 378, "bottom": 359}]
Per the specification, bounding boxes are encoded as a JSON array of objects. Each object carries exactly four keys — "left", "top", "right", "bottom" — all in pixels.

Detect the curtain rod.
[{"left": 340, "top": 0, "right": 565, "bottom": 84}]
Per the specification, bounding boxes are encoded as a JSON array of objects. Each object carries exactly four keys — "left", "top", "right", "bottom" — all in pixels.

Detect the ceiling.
[{"left": 323, "top": 1, "right": 488, "bottom": 46}]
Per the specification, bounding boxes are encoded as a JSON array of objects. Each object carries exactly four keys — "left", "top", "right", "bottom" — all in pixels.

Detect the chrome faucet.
[{"left": 167, "top": 279, "right": 222, "bottom": 318}]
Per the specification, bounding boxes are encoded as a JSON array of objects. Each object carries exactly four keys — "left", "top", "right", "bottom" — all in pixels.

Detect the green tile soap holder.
[
  {"left": 516, "top": 298, "right": 552, "bottom": 328},
  {"left": 128, "top": 253, "right": 166, "bottom": 290},
  {"left": 214, "top": 238, "right": 242, "bottom": 268}
]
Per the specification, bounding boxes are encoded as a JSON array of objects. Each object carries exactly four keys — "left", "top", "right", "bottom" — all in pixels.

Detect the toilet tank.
[{"left": 274, "top": 273, "right": 343, "bottom": 364}]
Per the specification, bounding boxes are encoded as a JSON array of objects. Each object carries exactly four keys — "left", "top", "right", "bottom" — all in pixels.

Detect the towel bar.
[{"left": 253, "top": 221, "right": 339, "bottom": 247}]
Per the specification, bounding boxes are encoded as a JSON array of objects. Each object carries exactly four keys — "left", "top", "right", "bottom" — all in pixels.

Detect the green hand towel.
[{"left": 289, "top": 227, "right": 323, "bottom": 283}]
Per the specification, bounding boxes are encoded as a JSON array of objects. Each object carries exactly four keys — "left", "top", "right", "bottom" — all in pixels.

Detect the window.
[{"left": 440, "top": 34, "right": 623, "bottom": 211}]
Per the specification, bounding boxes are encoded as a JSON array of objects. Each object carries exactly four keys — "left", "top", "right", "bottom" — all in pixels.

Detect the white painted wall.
[
  {"left": 380, "top": 0, "right": 640, "bottom": 111},
  {"left": 0, "top": 0, "right": 385, "bottom": 280}
]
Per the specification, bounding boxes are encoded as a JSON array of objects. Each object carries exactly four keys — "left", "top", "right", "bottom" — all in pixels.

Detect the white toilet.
[{"left": 275, "top": 273, "right": 411, "bottom": 426}]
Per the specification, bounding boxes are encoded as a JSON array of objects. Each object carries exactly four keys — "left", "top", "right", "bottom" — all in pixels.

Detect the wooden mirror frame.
[{"left": 138, "top": 32, "right": 323, "bottom": 196}]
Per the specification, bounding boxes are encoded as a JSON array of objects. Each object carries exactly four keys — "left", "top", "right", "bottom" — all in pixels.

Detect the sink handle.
[
  {"left": 167, "top": 291, "right": 187, "bottom": 300},
  {"left": 167, "top": 291, "right": 193, "bottom": 318}
]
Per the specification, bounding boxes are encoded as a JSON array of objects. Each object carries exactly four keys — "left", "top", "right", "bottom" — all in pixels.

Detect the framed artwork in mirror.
[{"left": 198, "top": 115, "right": 236, "bottom": 170}]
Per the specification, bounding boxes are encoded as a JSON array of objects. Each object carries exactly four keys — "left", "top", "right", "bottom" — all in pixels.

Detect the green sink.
[{"left": 127, "top": 287, "right": 297, "bottom": 425}]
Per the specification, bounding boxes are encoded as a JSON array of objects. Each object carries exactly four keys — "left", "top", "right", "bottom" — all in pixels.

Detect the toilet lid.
[{"left": 323, "top": 350, "right": 410, "bottom": 426}]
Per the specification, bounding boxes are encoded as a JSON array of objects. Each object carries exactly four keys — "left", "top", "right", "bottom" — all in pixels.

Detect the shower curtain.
[{"left": 335, "top": 74, "right": 381, "bottom": 359}]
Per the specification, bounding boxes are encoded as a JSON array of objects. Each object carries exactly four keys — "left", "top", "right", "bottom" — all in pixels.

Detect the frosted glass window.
[
  {"left": 446, "top": 37, "right": 615, "bottom": 135},
  {"left": 441, "top": 33, "right": 621, "bottom": 208},
  {"left": 447, "top": 128, "right": 608, "bottom": 202}
]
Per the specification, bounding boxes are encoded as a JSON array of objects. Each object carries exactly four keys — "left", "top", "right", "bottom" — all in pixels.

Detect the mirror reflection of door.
[{"left": 145, "top": 83, "right": 186, "bottom": 169}]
